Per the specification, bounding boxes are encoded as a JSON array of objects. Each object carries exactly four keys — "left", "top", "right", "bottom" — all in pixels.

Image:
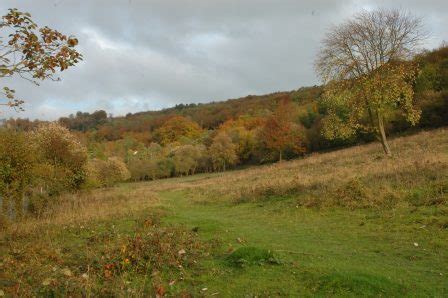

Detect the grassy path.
[{"left": 154, "top": 189, "right": 447, "bottom": 296}]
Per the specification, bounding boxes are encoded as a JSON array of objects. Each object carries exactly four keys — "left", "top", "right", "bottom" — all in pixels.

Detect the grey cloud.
[{"left": 0, "top": 0, "right": 447, "bottom": 119}]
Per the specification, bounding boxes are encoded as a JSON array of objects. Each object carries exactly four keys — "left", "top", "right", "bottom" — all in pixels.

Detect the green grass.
[
  {"left": 1, "top": 129, "right": 447, "bottom": 296},
  {"left": 157, "top": 190, "right": 447, "bottom": 296},
  {"left": 1, "top": 184, "right": 447, "bottom": 297}
]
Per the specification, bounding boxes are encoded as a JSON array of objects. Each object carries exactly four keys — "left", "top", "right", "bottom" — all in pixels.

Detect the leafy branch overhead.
[{"left": 0, "top": 8, "right": 82, "bottom": 110}]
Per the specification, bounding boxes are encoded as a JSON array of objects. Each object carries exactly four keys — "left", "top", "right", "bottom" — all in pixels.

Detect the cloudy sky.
[{"left": 1, "top": 0, "right": 447, "bottom": 120}]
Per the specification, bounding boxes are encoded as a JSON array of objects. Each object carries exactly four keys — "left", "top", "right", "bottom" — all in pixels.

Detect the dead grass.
[
  {"left": 0, "top": 186, "right": 210, "bottom": 297},
  {"left": 175, "top": 128, "right": 448, "bottom": 208},
  {"left": 1, "top": 185, "right": 160, "bottom": 237}
]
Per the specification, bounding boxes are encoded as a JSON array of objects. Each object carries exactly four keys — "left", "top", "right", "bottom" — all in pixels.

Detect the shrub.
[
  {"left": 171, "top": 144, "right": 205, "bottom": 176},
  {"left": 0, "top": 129, "right": 36, "bottom": 218},
  {"left": 406, "top": 183, "right": 448, "bottom": 207},
  {"left": 108, "top": 157, "right": 131, "bottom": 182},
  {"left": 126, "top": 143, "right": 175, "bottom": 181},
  {"left": 127, "top": 157, "right": 173, "bottom": 181},
  {"left": 32, "top": 122, "right": 88, "bottom": 192},
  {"left": 102, "top": 225, "right": 205, "bottom": 276},
  {"left": 127, "top": 159, "right": 151, "bottom": 181},
  {"left": 209, "top": 132, "right": 238, "bottom": 171},
  {"left": 333, "top": 178, "right": 399, "bottom": 209},
  {"left": 85, "top": 157, "right": 130, "bottom": 187}
]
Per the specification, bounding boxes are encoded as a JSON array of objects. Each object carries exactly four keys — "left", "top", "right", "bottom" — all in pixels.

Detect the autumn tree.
[
  {"left": 261, "top": 100, "right": 305, "bottom": 161},
  {"left": 315, "top": 9, "right": 426, "bottom": 155},
  {"left": 127, "top": 143, "right": 173, "bottom": 180},
  {"left": 209, "top": 132, "right": 238, "bottom": 171},
  {"left": 0, "top": 8, "right": 81, "bottom": 110},
  {"left": 59, "top": 110, "right": 107, "bottom": 131},
  {"left": 171, "top": 144, "right": 205, "bottom": 176},
  {"left": 153, "top": 115, "right": 203, "bottom": 145},
  {"left": 219, "top": 117, "right": 261, "bottom": 163},
  {"left": 86, "top": 157, "right": 130, "bottom": 187}
]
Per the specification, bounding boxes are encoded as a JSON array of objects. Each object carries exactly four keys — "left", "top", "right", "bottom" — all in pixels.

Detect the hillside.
[
  {"left": 62, "top": 46, "right": 447, "bottom": 136},
  {"left": 1, "top": 128, "right": 447, "bottom": 296},
  {"left": 118, "top": 86, "right": 321, "bottom": 129},
  {"left": 4, "top": 46, "right": 447, "bottom": 168}
]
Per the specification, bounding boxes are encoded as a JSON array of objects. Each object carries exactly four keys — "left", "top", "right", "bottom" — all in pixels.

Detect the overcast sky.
[{"left": 1, "top": 0, "right": 447, "bottom": 120}]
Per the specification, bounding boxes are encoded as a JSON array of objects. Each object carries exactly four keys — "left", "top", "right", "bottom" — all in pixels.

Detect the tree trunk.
[
  {"left": 377, "top": 113, "right": 392, "bottom": 156},
  {"left": 279, "top": 151, "right": 282, "bottom": 162}
]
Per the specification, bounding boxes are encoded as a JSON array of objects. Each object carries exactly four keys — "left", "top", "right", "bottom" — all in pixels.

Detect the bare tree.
[{"left": 315, "top": 9, "right": 427, "bottom": 155}]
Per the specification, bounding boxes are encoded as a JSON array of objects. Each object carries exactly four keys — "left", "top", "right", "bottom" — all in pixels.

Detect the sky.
[{"left": 1, "top": 0, "right": 447, "bottom": 120}]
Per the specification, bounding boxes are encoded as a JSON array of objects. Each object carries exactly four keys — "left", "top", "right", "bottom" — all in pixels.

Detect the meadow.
[{"left": 1, "top": 128, "right": 447, "bottom": 297}]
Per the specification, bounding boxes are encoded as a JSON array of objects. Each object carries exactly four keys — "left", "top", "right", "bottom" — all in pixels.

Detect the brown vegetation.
[{"left": 182, "top": 128, "right": 448, "bottom": 208}]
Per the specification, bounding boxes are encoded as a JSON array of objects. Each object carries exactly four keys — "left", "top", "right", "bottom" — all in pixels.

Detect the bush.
[
  {"left": 171, "top": 144, "right": 205, "bottom": 176},
  {"left": 108, "top": 157, "right": 131, "bottom": 182},
  {"left": 1, "top": 125, "right": 91, "bottom": 219},
  {"left": 32, "top": 122, "right": 88, "bottom": 192},
  {"left": 209, "top": 132, "right": 238, "bottom": 171},
  {"left": 406, "top": 183, "right": 447, "bottom": 207},
  {"left": 127, "top": 157, "right": 173, "bottom": 181},
  {"left": 0, "top": 129, "right": 36, "bottom": 218},
  {"left": 333, "top": 178, "right": 399, "bottom": 210},
  {"left": 85, "top": 157, "right": 130, "bottom": 187}
]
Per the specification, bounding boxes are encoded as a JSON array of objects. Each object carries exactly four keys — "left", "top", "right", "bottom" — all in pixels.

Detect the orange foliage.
[
  {"left": 261, "top": 100, "right": 305, "bottom": 161},
  {"left": 153, "top": 115, "right": 203, "bottom": 145}
]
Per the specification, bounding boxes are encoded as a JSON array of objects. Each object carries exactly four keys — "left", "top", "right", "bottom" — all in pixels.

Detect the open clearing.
[{"left": 1, "top": 129, "right": 447, "bottom": 297}]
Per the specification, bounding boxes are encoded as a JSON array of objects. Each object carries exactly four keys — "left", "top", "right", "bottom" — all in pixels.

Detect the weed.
[
  {"left": 0, "top": 212, "right": 209, "bottom": 297},
  {"left": 225, "top": 246, "right": 280, "bottom": 267},
  {"left": 407, "top": 182, "right": 448, "bottom": 206}
]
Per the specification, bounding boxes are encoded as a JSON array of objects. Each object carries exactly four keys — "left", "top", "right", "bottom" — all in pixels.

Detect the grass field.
[{"left": 1, "top": 128, "right": 448, "bottom": 297}]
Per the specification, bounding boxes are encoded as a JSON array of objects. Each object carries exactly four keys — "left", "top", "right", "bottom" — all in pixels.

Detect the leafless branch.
[{"left": 315, "top": 8, "right": 428, "bottom": 82}]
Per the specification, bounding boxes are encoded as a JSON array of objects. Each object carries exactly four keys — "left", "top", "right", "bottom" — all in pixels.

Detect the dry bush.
[
  {"left": 32, "top": 122, "right": 88, "bottom": 192},
  {"left": 85, "top": 157, "right": 131, "bottom": 188},
  {"left": 0, "top": 212, "right": 210, "bottom": 297},
  {"left": 103, "top": 224, "right": 206, "bottom": 275}
]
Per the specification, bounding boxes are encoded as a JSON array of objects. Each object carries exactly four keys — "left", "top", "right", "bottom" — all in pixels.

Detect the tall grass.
[
  {"left": 179, "top": 129, "right": 448, "bottom": 208},
  {"left": 1, "top": 185, "right": 160, "bottom": 236}
]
